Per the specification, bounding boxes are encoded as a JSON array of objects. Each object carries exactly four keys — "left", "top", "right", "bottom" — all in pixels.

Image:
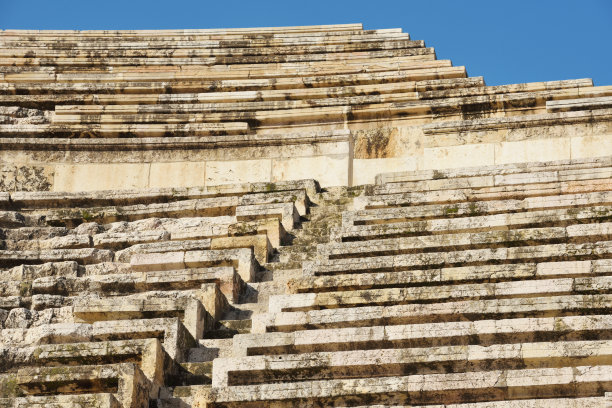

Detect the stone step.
[
  {"left": 189, "top": 338, "right": 235, "bottom": 361},
  {"left": 160, "top": 384, "right": 211, "bottom": 407},
  {"left": 174, "top": 361, "right": 213, "bottom": 386},
  {"left": 204, "top": 319, "right": 252, "bottom": 339},
  {"left": 262, "top": 260, "right": 304, "bottom": 271}
]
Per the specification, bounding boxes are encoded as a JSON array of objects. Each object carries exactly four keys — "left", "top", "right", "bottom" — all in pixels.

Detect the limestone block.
[
  {"left": 130, "top": 251, "right": 185, "bottom": 272},
  {"left": 423, "top": 143, "right": 495, "bottom": 170},
  {"left": 184, "top": 248, "right": 257, "bottom": 283},
  {"left": 92, "top": 230, "right": 171, "bottom": 250},
  {"left": 211, "top": 234, "right": 272, "bottom": 264},
  {"left": 272, "top": 155, "right": 348, "bottom": 187},
  {"left": 16, "top": 363, "right": 150, "bottom": 408},
  {"left": 495, "top": 138, "right": 571, "bottom": 165},
  {"left": 571, "top": 134, "right": 612, "bottom": 159},
  {"left": 149, "top": 161, "right": 206, "bottom": 189},
  {"left": 30, "top": 338, "right": 165, "bottom": 397},
  {"left": 212, "top": 339, "right": 612, "bottom": 388},
  {"left": 236, "top": 202, "right": 300, "bottom": 232},
  {"left": 354, "top": 157, "right": 418, "bottom": 186},
  {"left": 12, "top": 393, "right": 120, "bottom": 408},
  {"left": 92, "top": 317, "right": 194, "bottom": 362},
  {"left": 116, "top": 239, "right": 211, "bottom": 263},
  {"left": 205, "top": 159, "right": 272, "bottom": 186},
  {"left": 53, "top": 163, "right": 151, "bottom": 192}
]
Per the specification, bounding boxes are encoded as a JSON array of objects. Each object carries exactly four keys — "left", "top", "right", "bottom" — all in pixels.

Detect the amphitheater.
[{"left": 0, "top": 22, "right": 611, "bottom": 407}]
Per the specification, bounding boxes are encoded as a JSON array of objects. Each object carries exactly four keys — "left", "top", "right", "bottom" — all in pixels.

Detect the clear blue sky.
[{"left": 1, "top": 0, "right": 611, "bottom": 86}]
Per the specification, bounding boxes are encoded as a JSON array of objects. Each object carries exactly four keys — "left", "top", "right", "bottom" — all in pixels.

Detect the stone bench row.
[
  {"left": 0, "top": 66, "right": 465, "bottom": 94},
  {"left": 15, "top": 363, "right": 150, "bottom": 408},
  {"left": 334, "top": 205, "right": 612, "bottom": 241},
  {"left": 374, "top": 155, "right": 611, "bottom": 187},
  {"left": 212, "top": 339, "right": 612, "bottom": 387},
  {"left": 50, "top": 93, "right": 419, "bottom": 119},
  {"left": 358, "top": 178, "right": 612, "bottom": 210},
  {"left": 0, "top": 24, "right": 372, "bottom": 38},
  {"left": 288, "top": 260, "right": 612, "bottom": 294},
  {"left": 0, "top": 122, "right": 249, "bottom": 138},
  {"left": 256, "top": 293, "right": 612, "bottom": 332},
  {"left": 1, "top": 315, "right": 193, "bottom": 361},
  {"left": 37, "top": 200, "right": 299, "bottom": 232},
  {"left": 130, "top": 247, "right": 258, "bottom": 283},
  {"left": 7, "top": 178, "right": 316, "bottom": 210},
  {"left": 304, "top": 240, "right": 612, "bottom": 277},
  {"left": 72, "top": 286, "right": 229, "bottom": 340},
  {"left": 0, "top": 78, "right": 482, "bottom": 112},
  {"left": 370, "top": 163, "right": 612, "bottom": 196},
  {"left": 349, "top": 191, "right": 612, "bottom": 227},
  {"left": 4, "top": 215, "right": 286, "bottom": 248},
  {"left": 26, "top": 265, "right": 244, "bottom": 302},
  {"left": 0, "top": 58, "right": 449, "bottom": 82},
  {"left": 48, "top": 87, "right": 603, "bottom": 128},
  {"left": 234, "top": 313, "right": 612, "bottom": 357},
  {"left": 46, "top": 80, "right": 587, "bottom": 117},
  {"left": 417, "top": 78, "right": 594, "bottom": 100},
  {"left": 547, "top": 95, "right": 612, "bottom": 112},
  {"left": 422, "top": 105, "right": 612, "bottom": 136},
  {"left": 0, "top": 393, "right": 120, "bottom": 408},
  {"left": 0, "top": 128, "right": 348, "bottom": 151},
  {"left": 0, "top": 244, "right": 259, "bottom": 283},
  {"left": 0, "top": 32, "right": 411, "bottom": 49},
  {"left": 320, "top": 222, "right": 612, "bottom": 260},
  {"left": 0, "top": 52, "right": 438, "bottom": 77},
  {"left": 2, "top": 338, "right": 167, "bottom": 398},
  {"left": 0, "top": 285, "right": 230, "bottom": 344},
  {"left": 270, "top": 274, "right": 612, "bottom": 313},
  {"left": 344, "top": 398, "right": 611, "bottom": 408},
  {"left": 0, "top": 39, "right": 424, "bottom": 58},
  {"left": 15, "top": 88, "right": 606, "bottom": 136},
  {"left": 0, "top": 47, "right": 435, "bottom": 67},
  {"left": 208, "top": 365, "right": 612, "bottom": 407}
]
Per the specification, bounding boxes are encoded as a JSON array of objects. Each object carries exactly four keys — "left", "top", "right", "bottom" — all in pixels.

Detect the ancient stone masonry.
[{"left": 0, "top": 23, "right": 611, "bottom": 407}]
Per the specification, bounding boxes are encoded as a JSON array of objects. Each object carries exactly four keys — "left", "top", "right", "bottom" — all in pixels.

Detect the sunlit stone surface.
[{"left": 0, "top": 23, "right": 611, "bottom": 407}]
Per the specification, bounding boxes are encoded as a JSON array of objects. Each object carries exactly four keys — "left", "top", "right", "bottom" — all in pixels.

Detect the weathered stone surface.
[{"left": 0, "top": 23, "right": 611, "bottom": 408}]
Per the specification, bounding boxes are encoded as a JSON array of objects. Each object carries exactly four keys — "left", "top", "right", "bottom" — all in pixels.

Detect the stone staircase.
[{"left": 155, "top": 186, "right": 362, "bottom": 406}]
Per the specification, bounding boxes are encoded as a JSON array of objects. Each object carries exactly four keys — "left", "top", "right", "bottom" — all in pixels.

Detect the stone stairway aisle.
[{"left": 156, "top": 186, "right": 363, "bottom": 407}]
